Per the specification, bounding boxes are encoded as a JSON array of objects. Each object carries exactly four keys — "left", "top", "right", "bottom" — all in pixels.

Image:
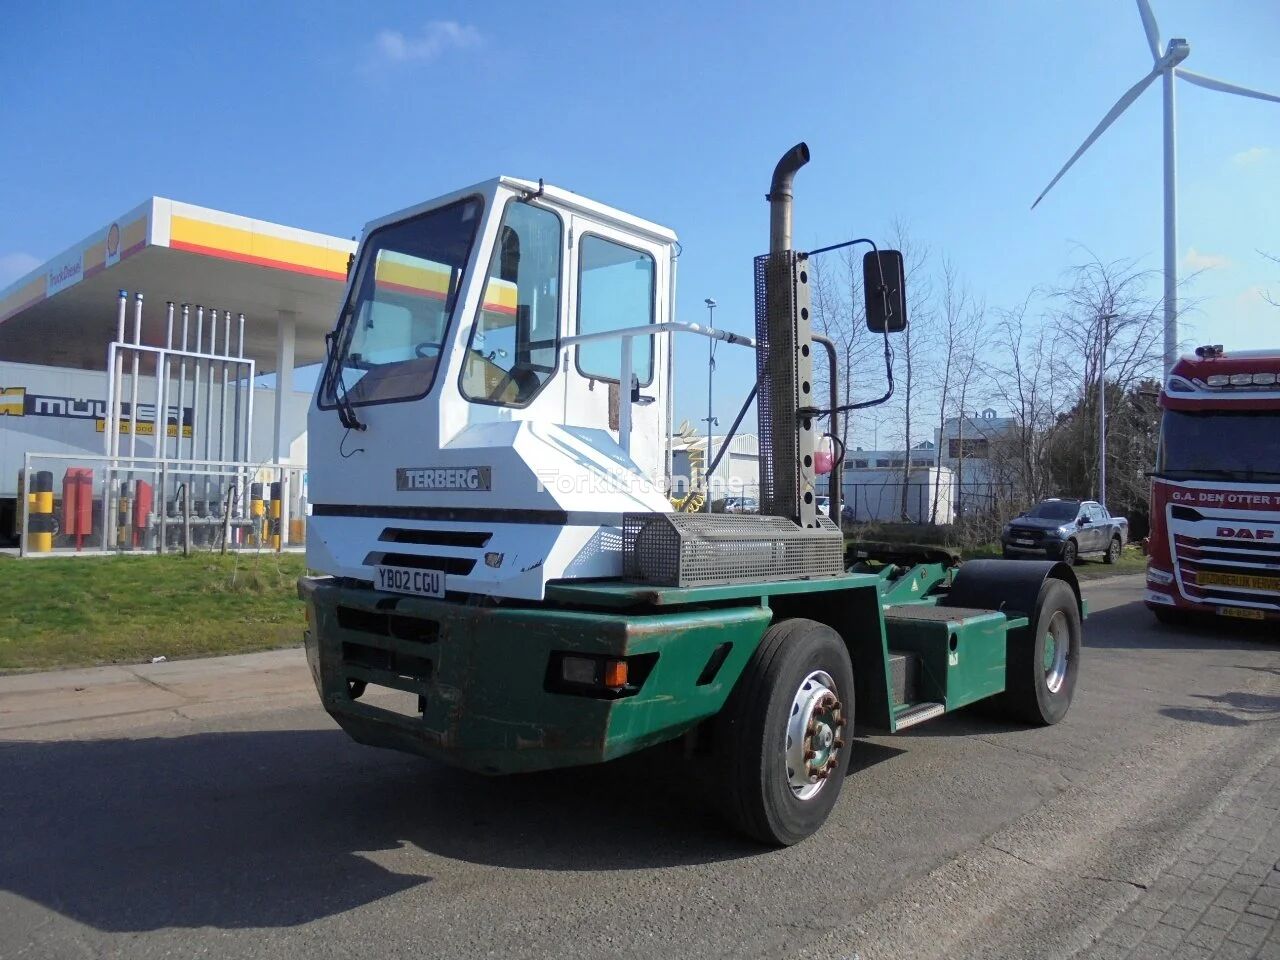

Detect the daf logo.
[{"left": 1217, "top": 527, "right": 1276, "bottom": 541}]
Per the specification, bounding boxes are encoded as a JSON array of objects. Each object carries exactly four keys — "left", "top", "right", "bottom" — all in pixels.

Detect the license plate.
[
  {"left": 1015, "top": 539, "right": 1034, "bottom": 546},
  {"left": 376, "top": 565, "right": 445, "bottom": 598},
  {"left": 1220, "top": 606, "right": 1265, "bottom": 621},
  {"left": 1197, "top": 572, "right": 1280, "bottom": 592}
]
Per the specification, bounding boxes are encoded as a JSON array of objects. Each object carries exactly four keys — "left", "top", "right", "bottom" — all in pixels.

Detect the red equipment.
[{"left": 61, "top": 467, "right": 94, "bottom": 551}]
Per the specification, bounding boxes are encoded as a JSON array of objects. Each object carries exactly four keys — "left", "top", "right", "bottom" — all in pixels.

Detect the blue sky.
[{"left": 2, "top": 0, "right": 1277, "bottom": 439}]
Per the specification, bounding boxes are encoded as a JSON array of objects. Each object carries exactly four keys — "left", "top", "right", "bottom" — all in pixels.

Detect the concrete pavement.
[{"left": 1, "top": 574, "right": 1277, "bottom": 960}]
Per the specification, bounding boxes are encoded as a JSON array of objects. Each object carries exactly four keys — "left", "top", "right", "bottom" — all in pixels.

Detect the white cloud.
[
  {"left": 1235, "top": 285, "right": 1268, "bottom": 308},
  {"left": 0, "top": 252, "right": 42, "bottom": 287},
  {"left": 371, "top": 21, "right": 481, "bottom": 66},
  {"left": 1231, "top": 146, "right": 1272, "bottom": 167},
  {"left": 1182, "top": 247, "right": 1230, "bottom": 272}
]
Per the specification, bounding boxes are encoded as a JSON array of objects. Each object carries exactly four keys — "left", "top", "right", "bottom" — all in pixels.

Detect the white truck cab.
[{"left": 306, "top": 177, "right": 679, "bottom": 600}]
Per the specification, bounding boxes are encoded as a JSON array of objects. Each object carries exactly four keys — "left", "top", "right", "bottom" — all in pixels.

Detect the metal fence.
[
  {"left": 836, "top": 481, "right": 1016, "bottom": 524},
  {"left": 18, "top": 452, "right": 305, "bottom": 556}
]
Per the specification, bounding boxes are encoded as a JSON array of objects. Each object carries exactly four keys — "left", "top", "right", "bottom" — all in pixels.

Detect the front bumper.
[
  {"left": 1001, "top": 537, "right": 1065, "bottom": 558},
  {"left": 299, "top": 576, "right": 770, "bottom": 774}
]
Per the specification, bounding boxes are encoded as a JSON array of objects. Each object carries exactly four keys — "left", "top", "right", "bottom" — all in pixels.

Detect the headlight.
[
  {"left": 1057, "top": 525, "right": 1073, "bottom": 535},
  {"left": 1147, "top": 567, "right": 1174, "bottom": 586}
]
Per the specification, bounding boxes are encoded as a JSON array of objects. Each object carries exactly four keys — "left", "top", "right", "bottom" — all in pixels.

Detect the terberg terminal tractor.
[{"left": 299, "top": 144, "right": 1084, "bottom": 845}]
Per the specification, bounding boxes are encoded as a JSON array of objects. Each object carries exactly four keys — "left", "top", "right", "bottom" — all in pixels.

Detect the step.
[
  {"left": 894, "top": 701, "right": 945, "bottom": 730},
  {"left": 887, "top": 649, "right": 920, "bottom": 706}
]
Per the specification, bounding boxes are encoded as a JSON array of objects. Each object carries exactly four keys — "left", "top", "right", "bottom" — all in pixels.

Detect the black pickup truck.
[{"left": 1001, "top": 498, "right": 1129, "bottom": 565}]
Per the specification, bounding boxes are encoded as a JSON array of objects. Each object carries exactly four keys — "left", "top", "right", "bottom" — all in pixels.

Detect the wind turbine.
[{"left": 1032, "top": 0, "right": 1280, "bottom": 374}]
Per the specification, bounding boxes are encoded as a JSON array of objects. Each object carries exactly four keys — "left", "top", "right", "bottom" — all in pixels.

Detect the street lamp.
[
  {"left": 703, "top": 298, "right": 717, "bottom": 511},
  {"left": 1098, "top": 312, "right": 1119, "bottom": 506}
]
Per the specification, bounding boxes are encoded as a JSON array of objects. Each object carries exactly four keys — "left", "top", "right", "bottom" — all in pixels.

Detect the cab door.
[{"left": 561, "top": 215, "right": 668, "bottom": 479}]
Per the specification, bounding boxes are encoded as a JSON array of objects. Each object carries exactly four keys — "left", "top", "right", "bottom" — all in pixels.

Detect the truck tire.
[
  {"left": 1003, "top": 579, "right": 1080, "bottom": 726},
  {"left": 1104, "top": 536, "right": 1122, "bottom": 564},
  {"left": 1060, "top": 539, "right": 1078, "bottom": 566},
  {"left": 716, "top": 618, "right": 854, "bottom": 846}
]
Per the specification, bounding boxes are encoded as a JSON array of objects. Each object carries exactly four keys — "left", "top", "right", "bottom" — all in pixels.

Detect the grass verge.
[{"left": 0, "top": 552, "right": 306, "bottom": 672}]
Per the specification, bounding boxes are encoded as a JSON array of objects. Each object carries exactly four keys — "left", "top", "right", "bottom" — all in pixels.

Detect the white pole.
[
  {"left": 106, "top": 290, "right": 127, "bottom": 458},
  {"left": 703, "top": 298, "right": 717, "bottom": 511},
  {"left": 177, "top": 305, "right": 189, "bottom": 464},
  {"left": 1162, "top": 66, "right": 1178, "bottom": 376},
  {"left": 1098, "top": 314, "right": 1108, "bottom": 506},
  {"left": 128, "top": 293, "right": 143, "bottom": 460}
]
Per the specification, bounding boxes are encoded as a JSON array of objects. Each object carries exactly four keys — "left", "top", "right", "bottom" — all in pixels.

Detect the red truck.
[{"left": 1146, "top": 345, "right": 1280, "bottom": 625}]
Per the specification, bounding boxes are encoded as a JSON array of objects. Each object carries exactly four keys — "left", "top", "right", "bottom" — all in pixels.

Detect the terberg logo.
[
  {"left": 396, "top": 466, "right": 492, "bottom": 492},
  {"left": 1217, "top": 527, "right": 1276, "bottom": 541}
]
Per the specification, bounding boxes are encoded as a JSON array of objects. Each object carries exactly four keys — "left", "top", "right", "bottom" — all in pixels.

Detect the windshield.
[
  {"left": 321, "top": 197, "right": 483, "bottom": 409},
  {"left": 1026, "top": 501, "right": 1079, "bottom": 521},
  {"left": 1158, "top": 410, "right": 1280, "bottom": 480}
]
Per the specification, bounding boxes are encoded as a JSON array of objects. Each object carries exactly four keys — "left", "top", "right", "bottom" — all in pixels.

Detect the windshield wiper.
[{"left": 325, "top": 328, "right": 366, "bottom": 432}]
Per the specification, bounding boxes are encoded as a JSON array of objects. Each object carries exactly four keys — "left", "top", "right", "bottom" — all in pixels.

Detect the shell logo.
[{"left": 106, "top": 222, "right": 121, "bottom": 257}]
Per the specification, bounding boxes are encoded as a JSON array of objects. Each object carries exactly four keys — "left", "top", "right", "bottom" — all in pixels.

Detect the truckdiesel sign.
[{"left": 396, "top": 466, "right": 492, "bottom": 492}]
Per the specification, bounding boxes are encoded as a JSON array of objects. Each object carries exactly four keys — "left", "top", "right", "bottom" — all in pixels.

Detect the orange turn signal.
[{"left": 603, "top": 659, "right": 628, "bottom": 689}]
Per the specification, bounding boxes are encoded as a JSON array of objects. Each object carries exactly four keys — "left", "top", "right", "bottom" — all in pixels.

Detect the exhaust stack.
[
  {"left": 755, "top": 142, "right": 822, "bottom": 529},
  {"left": 768, "top": 143, "right": 810, "bottom": 254}
]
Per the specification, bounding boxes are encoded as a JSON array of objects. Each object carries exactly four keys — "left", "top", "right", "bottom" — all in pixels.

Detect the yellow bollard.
[
  {"left": 269, "top": 481, "right": 282, "bottom": 551},
  {"left": 250, "top": 482, "right": 265, "bottom": 545},
  {"left": 28, "top": 470, "right": 54, "bottom": 553}
]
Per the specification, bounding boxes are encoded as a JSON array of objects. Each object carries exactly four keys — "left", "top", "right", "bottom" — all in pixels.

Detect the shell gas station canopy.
[{"left": 0, "top": 198, "right": 356, "bottom": 375}]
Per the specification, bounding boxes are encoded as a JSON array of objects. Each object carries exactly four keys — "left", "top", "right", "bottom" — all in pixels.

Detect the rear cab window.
[{"left": 575, "top": 234, "right": 656, "bottom": 385}]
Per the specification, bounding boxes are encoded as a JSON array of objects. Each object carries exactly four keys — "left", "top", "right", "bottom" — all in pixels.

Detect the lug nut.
[
  {"left": 834, "top": 738, "right": 845, "bottom": 749},
  {"left": 804, "top": 749, "right": 817, "bottom": 761}
]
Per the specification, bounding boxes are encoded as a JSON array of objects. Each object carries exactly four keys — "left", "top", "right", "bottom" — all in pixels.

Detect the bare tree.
[
  {"left": 1051, "top": 248, "right": 1164, "bottom": 499},
  {"left": 885, "top": 221, "right": 934, "bottom": 521},
  {"left": 983, "top": 294, "right": 1068, "bottom": 505},
  {"left": 929, "top": 258, "right": 987, "bottom": 523},
  {"left": 1261, "top": 250, "right": 1280, "bottom": 309}
]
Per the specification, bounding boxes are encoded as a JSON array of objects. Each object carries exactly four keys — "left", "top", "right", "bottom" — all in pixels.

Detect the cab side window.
[
  {"left": 461, "top": 202, "right": 562, "bottom": 406},
  {"left": 576, "top": 235, "right": 656, "bottom": 385}
]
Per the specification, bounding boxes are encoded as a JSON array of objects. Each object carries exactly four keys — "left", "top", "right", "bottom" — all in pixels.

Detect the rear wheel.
[
  {"left": 1060, "top": 539, "right": 1078, "bottom": 566},
  {"left": 1002, "top": 580, "right": 1081, "bottom": 725},
  {"left": 717, "top": 618, "right": 854, "bottom": 846},
  {"left": 1104, "top": 536, "right": 1122, "bottom": 564}
]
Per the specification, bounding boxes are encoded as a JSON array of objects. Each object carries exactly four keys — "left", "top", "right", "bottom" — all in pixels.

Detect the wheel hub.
[
  {"left": 1043, "top": 610, "right": 1069, "bottom": 694},
  {"left": 785, "top": 671, "right": 847, "bottom": 800}
]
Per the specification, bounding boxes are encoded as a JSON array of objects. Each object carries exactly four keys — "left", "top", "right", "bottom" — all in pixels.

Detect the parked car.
[
  {"left": 723, "top": 497, "right": 759, "bottom": 514},
  {"left": 1001, "top": 499, "right": 1129, "bottom": 565},
  {"left": 815, "top": 495, "right": 831, "bottom": 517}
]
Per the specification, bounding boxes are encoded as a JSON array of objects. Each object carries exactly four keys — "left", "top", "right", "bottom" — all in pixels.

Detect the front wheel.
[
  {"left": 1104, "top": 536, "right": 1121, "bottom": 564},
  {"left": 1059, "top": 539, "right": 1078, "bottom": 565},
  {"left": 717, "top": 618, "right": 855, "bottom": 846},
  {"left": 1002, "top": 579, "right": 1081, "bottom": 725}
]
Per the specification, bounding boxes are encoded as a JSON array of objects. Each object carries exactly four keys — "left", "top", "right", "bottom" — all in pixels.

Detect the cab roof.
[{"left": 361, "top": 177, "right": 678, "bottom": 248}]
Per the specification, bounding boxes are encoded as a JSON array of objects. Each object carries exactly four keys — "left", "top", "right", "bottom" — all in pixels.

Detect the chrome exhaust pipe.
[{"left": 768, "top": 142, "right": 810, "bottom": 253}]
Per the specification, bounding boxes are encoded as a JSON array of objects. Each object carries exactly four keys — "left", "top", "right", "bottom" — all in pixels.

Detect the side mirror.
[
  {"left": 864, "top": 250, "right": 907, "bottom": 333},
  {"left": 1078, "top": 515, "right": 1090, "bottom": 526}
]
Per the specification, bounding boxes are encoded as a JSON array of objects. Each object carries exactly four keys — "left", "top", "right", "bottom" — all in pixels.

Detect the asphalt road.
[{"left": 1, "top": 574, "right": 1278, "bottom": 960}]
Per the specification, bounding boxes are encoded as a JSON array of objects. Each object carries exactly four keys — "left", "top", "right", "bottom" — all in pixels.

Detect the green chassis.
[{"left": 299, "top": 562, "right": 1067, "bottom": 776}]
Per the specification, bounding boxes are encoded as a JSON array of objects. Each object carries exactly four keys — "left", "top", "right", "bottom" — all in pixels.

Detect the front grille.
[
  {"left": 1009, "top": 527, "right": 1043, "bottom": 540},
  {"left": 363, "top": 551, "right": 477, "bottom": 576},
  {"left": 1172, "top": 531, "right": 1280, "bottom": 609},
  {"left": 378, "top": 527, "right": 492, "bottom": 548}
]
